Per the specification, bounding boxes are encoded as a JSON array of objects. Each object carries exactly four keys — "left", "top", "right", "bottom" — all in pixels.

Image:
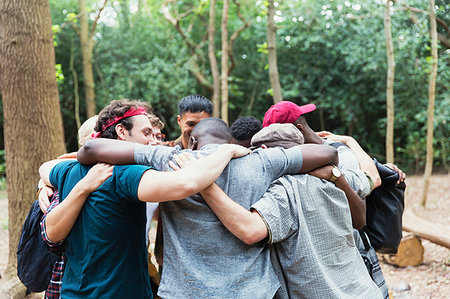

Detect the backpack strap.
[{"left": 359, "top": 229, "right": 371, "bottom": 251}]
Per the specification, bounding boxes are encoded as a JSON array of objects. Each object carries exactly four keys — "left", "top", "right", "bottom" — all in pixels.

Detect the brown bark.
[
  {"left": 384, "top": 0, "right": 395, "bottom": 163},
  {"left": 220, "top": 0, "right": 230, "bottom": 123},
  {"left": 0, "top": 0, "right": 66, "bottom": 273},
  {"left": 267, "top": 0, "right": 282, "bottom": 103},
  {"left": 421, "top": 0, "right": 438, "bottom": 206},
  {"left": 383, "top": 234, "right": 424, "bottom": 267},
  {"left": 78, "top": 0, "right": 107, "bottom": 118},
  {"left": 162, "top": 0, "right": 213, "bottom": 93},
  {"left": 208, "top": 0, "right": 220, "bottom": 118}
]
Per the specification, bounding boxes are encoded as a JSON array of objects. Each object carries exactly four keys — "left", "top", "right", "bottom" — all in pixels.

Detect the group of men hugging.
[{"left": 36, "top": 94, "right": 405, "bottom": 299}]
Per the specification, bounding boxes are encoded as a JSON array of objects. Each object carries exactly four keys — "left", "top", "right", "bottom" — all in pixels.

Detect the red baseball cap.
[{"left": 262, "top": 101, "right": 316, "bottom": 127}]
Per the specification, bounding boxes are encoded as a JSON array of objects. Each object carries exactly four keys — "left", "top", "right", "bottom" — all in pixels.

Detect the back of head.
[
  {"left": 231, "top": 116, "right": 262, "bottom": 142},
  {"left": 262, "top": 101, "right": 316, "bottom": 127},
  {"left": 191, "top": 117, "right": 232, "bottom": 145},
  {"left": 95, "top": 99, "right": 153, "bottom": 139},
  {"left": 178, "top": 94, "right": 213, "bottom": 116},
  {"left": 251, "top": 123, "right": 304, "bottom": 149},
  {"left": 78, "top": 115, "right": 98, "bottom": 146}
]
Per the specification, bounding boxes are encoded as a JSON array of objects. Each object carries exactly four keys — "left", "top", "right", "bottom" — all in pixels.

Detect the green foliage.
[{"left": 17, "top": 0, "right": 446, "bottom": 175}]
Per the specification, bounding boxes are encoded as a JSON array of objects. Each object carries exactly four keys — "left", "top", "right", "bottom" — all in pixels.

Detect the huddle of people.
[{"left": 36, "top": 95, "right": 406, "bottom": 298}]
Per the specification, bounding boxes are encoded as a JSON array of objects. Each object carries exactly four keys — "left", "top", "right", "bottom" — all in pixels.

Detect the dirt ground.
[{"left": 0, "top": 175, "right": 448, "bottom": 298}]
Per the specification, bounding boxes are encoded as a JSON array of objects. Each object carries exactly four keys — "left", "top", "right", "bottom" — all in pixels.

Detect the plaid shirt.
[{"left": 40, "top": 191, "right": 66, "bottom": 299}]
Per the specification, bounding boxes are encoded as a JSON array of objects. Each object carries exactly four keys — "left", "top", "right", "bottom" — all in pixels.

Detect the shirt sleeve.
[
  {"left": 114, "top": 165, "right": 153, "bottom": 203},
  {"left": 256, "top": 146, "right": 303, "bottom": 182},
  {"left": 49, "top": 160, "right": 77, "bottom": 190},
  {"left": 134, "top": 144, "right": 178, "bottom": 171},
  {"left": 40, "top": 191, "right": 65, "bottom": 250},
  {"left": 341, "top": 169, "right": 371, "bottom": 198},
  {"left": 251, "top": 178, "right": 298, "bottom": 244}
]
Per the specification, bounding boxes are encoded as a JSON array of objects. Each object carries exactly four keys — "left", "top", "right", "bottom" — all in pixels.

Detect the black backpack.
[
  {"left": 329, "top": 142, "right": 406, "bottom": 254},
  {"left": 363, "top": 159, "right": 406, "bottom": 254},
  {"left": 17, "top": 199, "right": 59, "bottom": 293}
]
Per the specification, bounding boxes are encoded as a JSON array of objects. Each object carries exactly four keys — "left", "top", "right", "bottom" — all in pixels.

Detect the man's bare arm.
[
  {"left": 77, "top": 138, "right": 136, "bottom": 165},
  {"left": 317, "top": 132, "right": 381, "bottom": 188},
  {"left": 137, "top": 144, "right": 250, "bottom": 202},
  {"left": 298, "top": 144, "right": 338, "bottom": 173},
  {"left": 44, "top": 164, "right": 113, "bottom": 242}
]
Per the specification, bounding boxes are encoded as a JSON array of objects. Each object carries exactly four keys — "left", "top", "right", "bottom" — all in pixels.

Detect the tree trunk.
[
  {"left": 403, "top": 210, "right": 450, "bottom": 248},
  {"left": 79, "top": 0, "right": 96, "bottom": 117},
  {"left": 383, "top": 234, "right": 424, "bottom": 267},
  {"left": 421, "top": 0, "right": 438, "bottom": 206},
  {"left": 208, "top": 0, "right": 220, "bottom": 118},
  {"left": 384, "top": 0, "right": 395, "bottom": 164},
  {"left": 0, "top": 0, "right": 66, "bottom": 274},
  {"left": 220, "top": 0, "right": 229, "bottom": 123},
  {"left": 267, "top": 0, "right": 282, "bottom": 103}
]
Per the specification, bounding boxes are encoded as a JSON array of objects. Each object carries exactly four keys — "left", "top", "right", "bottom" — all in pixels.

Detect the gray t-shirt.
[{"left": 134, "top": 143, "right": 304, "bottom": 299}]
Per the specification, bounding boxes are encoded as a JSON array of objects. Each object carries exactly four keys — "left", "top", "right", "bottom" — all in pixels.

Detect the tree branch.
[
  {"left": 90, "top": 0, "right": 108, "bottom": 41},
  {"left": 228, "top": 0, "right": 250, "bottom": 75}
]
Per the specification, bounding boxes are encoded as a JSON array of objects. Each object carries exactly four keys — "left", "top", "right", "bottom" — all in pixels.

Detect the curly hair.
[
  {"left": 148, "top": 114, "right": 164, "bottom": 130},
  {"left": 230, "top": 116, "right": 262, "bottom": 141},
  {"left": 95, "top": 99, "right": 153, "bottom": 139}
]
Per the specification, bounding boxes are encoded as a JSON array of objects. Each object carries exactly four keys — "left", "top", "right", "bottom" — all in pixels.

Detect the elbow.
[
  {"left": 353, "top": 214, "right": 366, "bottom": 230},
  {"left": 46, "top": 227, "right": 62, "bottom": 244},
  {"left": 241, "top": 232, "right": 261, "bottom": 245},
  {"left": 77, "top": 140, "right": 96, "bottom": 165}
]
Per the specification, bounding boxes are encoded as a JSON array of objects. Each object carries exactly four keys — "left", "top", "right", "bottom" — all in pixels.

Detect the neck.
[
  {"left": 303, "top": 130, "right": 324, "bottom": 145},
  {"left": 196, "top": 137, "right": 229, "bottom": 149}
]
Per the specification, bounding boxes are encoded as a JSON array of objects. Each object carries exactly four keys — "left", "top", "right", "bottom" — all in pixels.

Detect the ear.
[
  {"left": 189, "top": 136, "right": 198, "bottom": 150},
  {"left": 177, "top": 115, "right": 182, "bottom": 126},
  {"left": 115, "top": 124, "right": 127, "bottom": 141},
  {"left": 295, "top": 123, "right": 305, "bottom": 133},
  {"left": 261, "top": 144, "right": 268, "bottom": 149}
]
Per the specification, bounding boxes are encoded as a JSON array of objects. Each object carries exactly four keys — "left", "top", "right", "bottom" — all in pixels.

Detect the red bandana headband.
[{"left": 92, "top": 106, "right": 148, "bottom": 139}]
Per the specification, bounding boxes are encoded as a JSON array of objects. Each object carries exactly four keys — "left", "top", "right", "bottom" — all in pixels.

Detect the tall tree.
[
  {"left": 220, "top": 0, "right": 230, "bottom": 123},
  {"left": 0, "top": 0, "right": 66, "bottom": 273},
  {"left": 384, "top": 0, "right": 395, "bottom": 163},
  {"left": 208, "top": 0, "right": 221, "bottom": 118},
  {"left": 267, "top": 0, "right": 282, "bottom": 103},
  {"left": 78, "top": 0, "right": 107, "bottom": 117},
  {"left": 421, "top": 0, "right": 439, "bottom": 206}
]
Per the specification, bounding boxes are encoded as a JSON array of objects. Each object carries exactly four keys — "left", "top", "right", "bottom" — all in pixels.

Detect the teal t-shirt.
[{"left": 50, "top": 160, "right": 153, "bottom": 299}]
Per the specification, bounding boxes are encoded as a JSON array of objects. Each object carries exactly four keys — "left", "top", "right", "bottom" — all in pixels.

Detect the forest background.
[
  {"left": 0, "top": 0, "right": 448, "bottom": 178},
  {"left": 0, "top": 1, "right": 448, "bottom": 295}
]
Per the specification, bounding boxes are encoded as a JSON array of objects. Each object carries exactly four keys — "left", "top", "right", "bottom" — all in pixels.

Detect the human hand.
[
  {"left": 169, "top": 152, "right": 198, "bottom": 171},
  {"left": 57, "top": 152, "right": 78, "bottom": 159},
  {"left": 308, "top": 165, "right": 333, "bottom": 180},
  {"left": 82, "top": 163, "right": 114, "bottom": 192},
  {"left": 316, "top": 131, "right": 353, "bottom": 145},
  {"left": 38, "top": 186, "right": 54, "bottom": 213},
  {"left": 218, "top": 144, "right": 251, "bottom": 158},
  {"left": 385, "top": 163, "right": 406, "bottom": 184}
]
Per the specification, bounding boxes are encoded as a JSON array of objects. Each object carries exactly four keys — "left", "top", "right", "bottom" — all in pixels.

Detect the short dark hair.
[
  {"left": 178, "top": 94, "right": 213, "bottom": 116},
  {"left": 230, "top": 116, "right": 262, "bottom": 141},
  {"left": 95, "top": 99, "right": 153, "bottom": 139},
  {"left": 192, "top": 117, "right": 231, "bottom": 142}
]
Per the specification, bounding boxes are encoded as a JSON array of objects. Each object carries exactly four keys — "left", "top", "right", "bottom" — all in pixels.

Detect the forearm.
[
  {"left": 139, "top": 145, "right": 240, "bottom": 202},
  {"left": 39, "top": 159, "right": 76, "bottom": 186},
  {"left": 299, "top": 144, "right": 338, "bottom": 173},
  {"left": 341, "top": 138, "right": 381, "bottom": 188},
  {"left": 334, "top": 176, "right": 366, "bottom": 229},
  {"left": 201, "top": 184, "right": 268, "bottom": 245},
  {"left": 45, "top": 182, "right": 92, "bottom": 242},
  {"left": 78, "top": 138, "right": 136, "bottom": 165}
]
